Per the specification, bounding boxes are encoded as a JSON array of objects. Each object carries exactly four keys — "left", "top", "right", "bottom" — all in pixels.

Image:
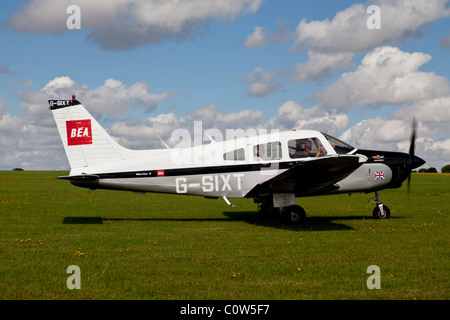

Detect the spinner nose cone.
[{"left": 411, "top": 155, "right": 425, "bottom": 169}]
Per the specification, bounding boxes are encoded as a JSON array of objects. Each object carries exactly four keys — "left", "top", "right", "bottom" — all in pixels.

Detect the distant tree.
[
  {"left": 442, "top": 165, "right": 450, "bottom": 173},
  {"left": 12, "top": 168, "right": 24, "bottom": 171},
  {"left": 418, "top": 167, "right": 438, "bottom": 173}
]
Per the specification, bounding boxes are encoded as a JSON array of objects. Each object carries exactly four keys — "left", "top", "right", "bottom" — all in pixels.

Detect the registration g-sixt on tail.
[{"left": 49, "top": 97, "right": 425, "bottom": 223}]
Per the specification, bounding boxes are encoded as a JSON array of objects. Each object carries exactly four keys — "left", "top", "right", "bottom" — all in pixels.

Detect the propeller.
[
  {"left": 407, "top": 117, "right": 417, "bottom": 194},
  {"left": 407, "top": 117, "right": 426, "bottom": 194},
  {"left": 409, "top": 117, "right": 416, "bottom": 159}
]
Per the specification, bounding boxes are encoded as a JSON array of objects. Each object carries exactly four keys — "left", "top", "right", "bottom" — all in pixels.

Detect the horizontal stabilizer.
[
  {"left": 58, "top": 174, "right": 100, "bottom": 189},
  {"left": 58, "top": 174, "right": 99, "bottom": 181}
]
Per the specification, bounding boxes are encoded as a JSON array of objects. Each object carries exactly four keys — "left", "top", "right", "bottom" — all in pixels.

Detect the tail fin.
[{"left": 49, "top": 98, "right": 134, "bottom": 169}]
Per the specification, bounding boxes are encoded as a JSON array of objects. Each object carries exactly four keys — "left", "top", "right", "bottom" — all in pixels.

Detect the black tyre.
[
  {"left": 284, "top": 205, "right": 306, "bottom": 224},
  {"left": 259, "top": 201, "right": 279, "bottom": 217},
  {"left": 372, "top": 205, "right": 391, "bottom": 219}
]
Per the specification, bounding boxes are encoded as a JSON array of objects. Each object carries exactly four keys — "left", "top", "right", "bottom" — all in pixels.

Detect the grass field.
[{"left": 0, "top": 171, "right": 448, "bottom": 300}]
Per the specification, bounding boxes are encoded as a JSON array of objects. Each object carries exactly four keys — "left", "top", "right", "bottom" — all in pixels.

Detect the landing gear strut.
[
  {"left": 257, "top": 196, "right": 306, "bottom": 224},
  {"left": 369, "top": 191, "right": 391, "bottom": 219},
  {"left": 258, "top": 198, "right": 280, "bottom": 217}
]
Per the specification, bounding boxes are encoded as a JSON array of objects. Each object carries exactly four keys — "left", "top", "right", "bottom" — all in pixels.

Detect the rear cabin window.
[
  {"left": 223, "top": 148, "right": 245, "bottom": 161},
  {"left": 288, "top": 138, "right": 327, "bottom": 158},
  {"left": 253, "top": 142, "right": 282, "bottom": 161}
]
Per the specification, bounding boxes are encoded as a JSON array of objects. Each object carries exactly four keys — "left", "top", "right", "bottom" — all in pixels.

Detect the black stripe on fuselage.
[{"left": 86, "top": 161, "right": 295, "bottom": 180}]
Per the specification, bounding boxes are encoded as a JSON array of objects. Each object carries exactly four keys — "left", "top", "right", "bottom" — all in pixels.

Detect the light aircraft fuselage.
[{"left": 50, "top": 98, "right": 425, "bottom": 222}]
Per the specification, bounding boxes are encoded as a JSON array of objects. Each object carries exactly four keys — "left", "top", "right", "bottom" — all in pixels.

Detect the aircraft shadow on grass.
[
  {"left": 62, "top": 212, "right": 370, "bottom": 231},
  {"left": 222, "top": 212, "right": 359, "bottom": 231}
]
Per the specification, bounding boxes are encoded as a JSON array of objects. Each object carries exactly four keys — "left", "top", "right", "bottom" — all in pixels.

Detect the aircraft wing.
[{"left": 247, "top": 155, "right": 365, "bottom": 197}]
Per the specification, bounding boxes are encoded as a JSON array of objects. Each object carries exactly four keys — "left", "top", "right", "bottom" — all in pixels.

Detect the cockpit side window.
[
  {"left": 254, "top": 142, "right": 282, "bottom": 161},
  {"left": 288, "top": 138, "right": 327, "bottom": 158},
  {"left": 223, "top": 148, "right": 245, "bottom": 161},
  {"left": 322, "top": 133, "right": 354, "bottom": 154}
]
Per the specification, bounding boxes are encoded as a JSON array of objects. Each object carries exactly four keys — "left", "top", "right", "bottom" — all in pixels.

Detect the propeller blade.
[
  {"left": 409, "top": 117, "right": 417, "bottom": 157},
  {"left": 407, "top": 117, "right": 417, "bottom": 195}
]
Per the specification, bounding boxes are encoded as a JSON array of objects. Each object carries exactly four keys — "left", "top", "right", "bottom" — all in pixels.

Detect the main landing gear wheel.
[{"left": 283, "top": 205, "right": 306, "bottom": 224}]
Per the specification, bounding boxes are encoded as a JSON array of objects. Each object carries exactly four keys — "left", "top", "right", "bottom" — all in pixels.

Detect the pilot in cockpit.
[
  {"left": 292, "top": 139, "right": 326, "bottom": 158},
  {"left": 292, "top": 139, "right": 310, "bottom": 157}
]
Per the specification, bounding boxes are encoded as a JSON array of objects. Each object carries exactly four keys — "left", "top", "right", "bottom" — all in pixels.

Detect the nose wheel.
[{"left": 369, "top": 191, "right": 391, "bottom": 219}]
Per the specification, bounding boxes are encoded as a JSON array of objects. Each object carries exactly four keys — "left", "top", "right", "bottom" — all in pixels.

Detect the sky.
[{"left": 0, "top": 0, "right": 449, "bottom": 171}]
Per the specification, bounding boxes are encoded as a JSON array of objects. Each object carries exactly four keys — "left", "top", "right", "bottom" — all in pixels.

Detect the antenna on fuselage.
[
  {"left": 203, "top": 129, "right": 216, "bottom": 144},
  {"left": 156, "top": 135, "right": 171, "bottom": 149}
]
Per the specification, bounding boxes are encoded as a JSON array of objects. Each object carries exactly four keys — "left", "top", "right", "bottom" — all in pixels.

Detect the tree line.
[{"left": 415, "top": 164, "right": 450, "bottom": 173}]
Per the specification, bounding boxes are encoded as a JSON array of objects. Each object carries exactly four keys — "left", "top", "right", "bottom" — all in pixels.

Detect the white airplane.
[{"left": 49, "top": 97, "right": 425, "bottom": 223}]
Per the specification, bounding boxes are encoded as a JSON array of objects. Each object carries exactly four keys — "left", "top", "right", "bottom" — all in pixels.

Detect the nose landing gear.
[{"left": 370, "top": 191, "right": 391, "bottom": 219}]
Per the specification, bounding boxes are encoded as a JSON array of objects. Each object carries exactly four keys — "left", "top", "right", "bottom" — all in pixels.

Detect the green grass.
[{"left": 0, "top": 171, "right": 448, "bottom": 300}]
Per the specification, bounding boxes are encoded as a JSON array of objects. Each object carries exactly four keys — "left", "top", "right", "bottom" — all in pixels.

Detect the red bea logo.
[{"left": 66, "top": 120, "right": 92, "bottom": 146}]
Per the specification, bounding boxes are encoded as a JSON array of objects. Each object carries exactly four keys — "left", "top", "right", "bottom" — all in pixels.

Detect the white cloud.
[
  {"left": 390, "top": 97, "right": 450, "bottom": 140},
  {"left": 106, "top": 100, "right": 350, "bottom": 153},
  {"left": 242, "top": 20, "right": 293, "bottom": 48},
  {"left": 196, "top": 105, "right": 264, "bottom": 127},
  {"left": 1, "top": 74, "right": 448, "bottom": 171},
  {"left": 264, "top": 101, "right": 349, "bottom": 136},
  {"left": 109, "top": 113, "right": 181, "bottom": 149},
  {"left": 292, "top": 51, "right": 354, "bottom": 82},
  {"left": 106, "top": 104, "right": 265, "bottom": 150},
  {"left": 20, "top": 76, "right": 174, "bottom": 119},
  {"left": 287, "top": 0, "right": 450, "bottom": 81},
  {"left": 339, "top": 111, "right": 450, "bottom": 172},
  {"left": 42, "top": 76, "right": 76, "bottom": 95},
  {"left": 418, "top": 138, "right": 450, "bottom": 171},
  {"left": 244, "top": 67, "right": 283, "bottom": 97},
  {"left": 6, "top": 0, "right": 263, "bottom": 50},
  {"left": 340, "top": 117, "right": 410, "bottom": 148},
  {"left": 315, "top": 46, "right": 450, "bottom": 110},
  {"left": 241, "top": 0, "right": 450, "bottom": 95},
  {"left": 242, "top": 26, "right": 268, "bottom": 48},
  {"left": 392, "top": 97, "right": 450, "bottom": 123},
  {"left": 291, "top": 0, "right": 450, "bottom": 54},
  {"left": 0, "top": 76, "right": 174, "bottom": 169},
  {"left": 0, "top": 112, "right": 22, "bottom": 138},
  {"left": 0, "top": 99, "right": 68, "bottom": 170}
]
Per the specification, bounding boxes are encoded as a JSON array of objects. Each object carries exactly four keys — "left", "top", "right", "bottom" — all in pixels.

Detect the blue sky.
[{"left": 1, "top": 0, "right": 449, "bottom": 171}]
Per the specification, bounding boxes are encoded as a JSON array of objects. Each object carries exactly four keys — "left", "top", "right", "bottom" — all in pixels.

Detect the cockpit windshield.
[{"left": 322, "top": 133, "right": 355, "bottom": 154}]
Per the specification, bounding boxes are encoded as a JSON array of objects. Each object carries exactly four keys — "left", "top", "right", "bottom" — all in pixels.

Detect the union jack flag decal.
[{"left": 374, "top": 171, "right": 385, "bottom": 180}]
